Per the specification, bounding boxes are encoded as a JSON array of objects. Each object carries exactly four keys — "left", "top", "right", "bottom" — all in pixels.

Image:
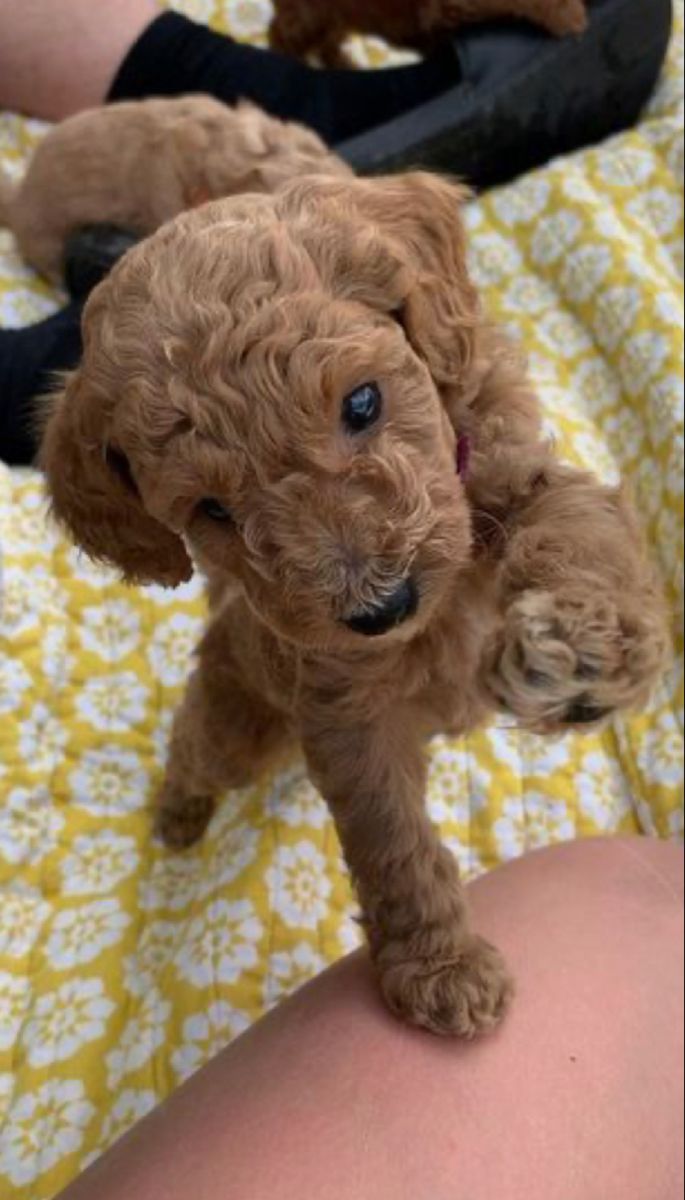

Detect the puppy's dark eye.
[
  {"left": 342, "top": 383, "right": 382, "bottom": 433},
  {"left": 198, "top": 499, "right": 233, "bottom": 523}
]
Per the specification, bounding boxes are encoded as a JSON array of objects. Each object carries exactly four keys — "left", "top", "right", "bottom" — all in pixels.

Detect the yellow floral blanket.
[{"left": 0, "top": 2, "right": 683, "bottom": 1196}]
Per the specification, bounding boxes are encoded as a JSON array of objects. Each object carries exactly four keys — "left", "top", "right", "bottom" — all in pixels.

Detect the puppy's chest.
[
  {"left": 234, "top": 626, "right": 470, "bottom": 723},
  {"left": 398, "top": 633, "right": 489, "bottom": 732},
  {"left": 223, "top": 597, "right": 490, "bottom": 732},
  {"left": 303, "top": 632, "right": 486, "bottom": 731}
]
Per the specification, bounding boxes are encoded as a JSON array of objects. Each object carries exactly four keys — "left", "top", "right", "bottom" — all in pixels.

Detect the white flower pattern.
[
  {"left": 0, "top": 1080, "right": 95, "bottom": 1188},
  {"left": 20, "top": 979, "right": 115, "bottom": 1068},
  {"left": 17, "top": 702, "right": 69, "bottom": 767},
  {"left": 0, "top": 887, "right": 50, "bottom": 959},
  {"left": 638, "top": 710, "right": 684, "bottom": 788},
  {"left": 267, "top": 766, "right": 329, "bottom": 829},
  {"left": 123, "top": 920, "right": 179, "bottom": 996},
  {"left": 69, "top": 747, "right": 149, "bottom": 817},
  {"left": 75, "top": 673, "right": 150, "bottom": 733},
  {"left": 0, "top": 785, "right": 65, "bottom": 866},
  {"left": 171, "top": 1003, "right": 250, "bottom": 1083},
  {"left": 148, "top": 613, "right": 203, "bottom": 688},
  {"left": 493, "top": 793, "right": 576, "bottom": 859},
  {"left": 174, "top": 899, "right": 264, "bottom": 988},
  {"left": 86, "top": 1090, "right": 159, "bottom": 1165},
  {"left": 0, "top": 1072, "right": 13, "bottom": 1125},
  {"left": 105, "top": 990, "right": 172, "bottom": 1089},
  {"left": 264, "top": 943, "right": 326, "bottom": 1008},
  {"left": 578, "top": 752, "right": 633, "bottom": 829},
  {"left": 78, "top": 602, "right": 142, "bottom": 661},
  {"left": 266, "top": 842, "right": 332, "bottom": 930},
  {"left": 0, "top": 653, "right": 31, "bottom": 714},
  {"left": 44, "top": 900, "right": 131, "bottom": 970},
  {"left": 0, "top": 972, "right": 30, "bottom": 1052},
  {"left": 60, "top": 833, "right": 140, "bottom": 896}
]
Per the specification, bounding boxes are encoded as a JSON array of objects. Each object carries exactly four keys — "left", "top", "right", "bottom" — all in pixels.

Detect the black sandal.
[{"left": 337, "top": 0, "right": 673, "bottom": 188}]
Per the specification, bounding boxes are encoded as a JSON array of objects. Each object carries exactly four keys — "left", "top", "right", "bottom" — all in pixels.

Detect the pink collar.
[{"left": 456, "top": 433, "right": 471, "bottom": 479}]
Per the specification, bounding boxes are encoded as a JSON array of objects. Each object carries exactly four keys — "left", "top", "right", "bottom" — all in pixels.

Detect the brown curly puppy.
[
  {"left": 42, "top": 172, "right": 668, "bottom": 1037},
  {"left": 270, "top": 0, "right": 588, "bottom": 66},
  {"left": 0, "top": 95, "right": 350, "bottom": 282}
]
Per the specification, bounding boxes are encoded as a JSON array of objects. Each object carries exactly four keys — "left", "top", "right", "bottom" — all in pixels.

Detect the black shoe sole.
[{"left": 337, "top": 0, "right": 673, "bottom": 188}]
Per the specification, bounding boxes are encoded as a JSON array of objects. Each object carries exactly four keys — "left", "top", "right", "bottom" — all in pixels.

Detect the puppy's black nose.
[{"left": 345, "top": 578, "right": 419, "bottom": 638}]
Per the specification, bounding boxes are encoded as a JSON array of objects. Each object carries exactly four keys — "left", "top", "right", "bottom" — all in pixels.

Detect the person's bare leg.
[
  {"left": 0, "top": 0, "right": 158, "bottom": 119},
  {"left": 58, "top": 838, "right": 684, "bottom": 1200}
]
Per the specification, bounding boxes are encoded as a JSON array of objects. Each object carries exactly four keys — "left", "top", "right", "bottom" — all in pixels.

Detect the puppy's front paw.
[
  {"left": 488, "top": 585, "right": 668, "bottom": 733},
  {"left": 380, "top": 936, "right": 513, "bottom": 1039},
  {"left": 154, "top": 782, "right": 215, "bottom": 850}
]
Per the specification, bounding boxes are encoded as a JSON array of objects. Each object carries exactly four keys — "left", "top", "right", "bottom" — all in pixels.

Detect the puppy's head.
[{"left": 42, "top": 174, "right": 479, "bottom": 651}]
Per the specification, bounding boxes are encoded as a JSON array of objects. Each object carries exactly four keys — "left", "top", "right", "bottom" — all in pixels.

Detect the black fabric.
[
  {"left": 338, "top": 0, "right": 673, "bottom": 183},
  {"left": 0, "top": 304, "right": 83, "bottom": 466},
  {"left": 108, "top": 11, "right": 459, "bottom": 145}
]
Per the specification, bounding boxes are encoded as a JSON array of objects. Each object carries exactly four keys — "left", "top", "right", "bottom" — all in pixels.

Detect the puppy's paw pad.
[
  {"left": 488, "top": 586, "right": 664, "bottom": 730},
  {"left": 154, "top": 789, "right": 214, "bottom": 851},
  {"left": 381, "top": 937, "right": 513, "bottom": 1039}
]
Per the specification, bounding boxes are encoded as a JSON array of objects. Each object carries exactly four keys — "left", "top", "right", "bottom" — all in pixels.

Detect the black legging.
[{"left": 109, "top": 12, "right": 459, "bottom": 145}]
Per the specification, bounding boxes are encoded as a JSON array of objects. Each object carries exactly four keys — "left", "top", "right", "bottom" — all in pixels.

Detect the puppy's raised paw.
[
  {"left": 380, "top": 936, "right": 514, "bottom": 1039},
  {"left": 154, "top": 783, "right": 215, "bottom": 851},
  {"left": 488, "top": 585, "right": 668, "bottom": 733}
]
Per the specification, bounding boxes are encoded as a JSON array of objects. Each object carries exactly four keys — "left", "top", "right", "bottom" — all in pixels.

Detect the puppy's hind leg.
[{"left": 156, "top": 654, "right": 289, "bottom": 851}]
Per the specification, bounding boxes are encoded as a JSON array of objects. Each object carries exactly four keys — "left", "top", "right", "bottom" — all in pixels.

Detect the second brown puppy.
[{"left": 0, "top": 94, "right": 350, "bottom": 282}]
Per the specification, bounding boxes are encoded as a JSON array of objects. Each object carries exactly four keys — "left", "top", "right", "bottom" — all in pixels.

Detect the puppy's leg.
[
  {"left": 157, "top": 654, "right": 289, "bottom": 851},
  {"left": 269, "top": 0, "right": 347, "bottom": 65},
  {"left": 485, "top": 470, "right": 669, "bottom": 731},
  {"left": 303, "top": 714, "right": 513, "bottom": 1037},
  {"left": 458, "top": 334, "right": 667, "bottom": 730}
]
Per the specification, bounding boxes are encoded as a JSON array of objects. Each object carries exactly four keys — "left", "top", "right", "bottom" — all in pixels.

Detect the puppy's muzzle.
[{"left": 345, "top": 578, "right": 419, "bottom": 638}]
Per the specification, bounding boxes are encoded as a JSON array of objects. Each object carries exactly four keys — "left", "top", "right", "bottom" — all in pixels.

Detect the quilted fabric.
[{"left": 0, "top": 2, "right": 683, "bottom": 1195}]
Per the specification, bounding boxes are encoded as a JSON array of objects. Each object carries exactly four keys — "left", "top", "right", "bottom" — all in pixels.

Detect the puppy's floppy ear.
[
  {"left": 41, "top": 368, "right": 193, "bottom": 588},
  {"left": 285, "top": 172, "right": 479, "bottom": 385},
  {"left": 374, "top": 172, "right": 479, "bottom": 384}
]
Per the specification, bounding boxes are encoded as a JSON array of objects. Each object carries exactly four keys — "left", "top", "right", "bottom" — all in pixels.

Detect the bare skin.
[
  {"left": 0, "top": 0, "right": 158, "bottom": 119},
  {"left": 57, "top": 838, "right": 684, "bottom": 1200}
]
